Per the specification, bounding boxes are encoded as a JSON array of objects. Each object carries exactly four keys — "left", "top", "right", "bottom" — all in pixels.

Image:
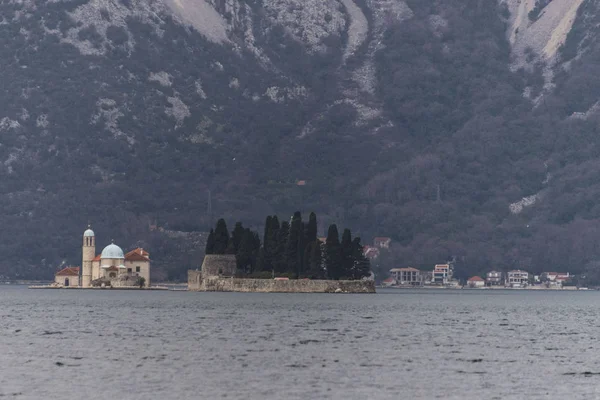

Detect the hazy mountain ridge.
[{"left": 3, "top": 0, "right": 600, "bottom": 280}]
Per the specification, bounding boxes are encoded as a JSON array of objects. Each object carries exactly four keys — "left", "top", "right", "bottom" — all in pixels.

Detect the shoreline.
[
  {"left": 28, "top": 285, "right": 171, "bottom": 290},
  {"left": 378, "top": 285, "right": 590, "bottom": 291}
]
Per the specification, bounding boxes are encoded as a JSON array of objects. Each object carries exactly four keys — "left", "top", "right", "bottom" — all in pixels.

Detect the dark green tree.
[
  {"left": 255, "top": 248, "right": 265, "bottom": 273},
  {"left": 213, "top": 218, "right": 230, "bottom": 254},
  {"left": 225, "top": 240, "right": 236, "bottom": 255},
  {"left": 306, "top": 212, "right": 318, "bottom": 243},
  {"left": 307, "top": 241, "right": 324, "bottom": 279},
  {"left": 286, "top": 212, "right": 303, "bottom": 275},
  {"left": 297, "top": 221, "right": 306, "bottom": 277},
  {"left": 231, "top": 222, "right": 245, "bottom": 253},
  {"left": 205, "top": 228, "right": 215, "bottom": 255},
  {"left": 262, "top": 216, "right": 281, "bottom": 273},
  {"left": 350, "top": 237, "right": 371, "bottom": 280},
  {"left": 340, "top": 228, "right": 353, "bottom": 279},
  {"left": 237, "top": 228, "right": 255, "bottom": 273},
  {"left": 263, "top": 216, "right": 272, "bottom": 254},
  {"left": 325, "top": 224, "right": 343, "bottom": 279},
  {"left": 275, "top": 221, "right": 290, "bottom": 273}
]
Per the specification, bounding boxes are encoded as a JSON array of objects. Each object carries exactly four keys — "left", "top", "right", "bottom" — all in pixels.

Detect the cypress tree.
[
  {"left": 286, "top": 212, "right": 303, "bottom": 276},
  {"left": 225, "top": 240, "right": 236, "bottom": 255},
  {"left": 255, "top": 248, "right": 265, "bottom": 273},
  {"left": 306, "top": 212, "right": 318, "bottom": 243},
  {"left": 205, "top": 229, "right": 215, "bottom": 255},
  {"left": 237, "top": 228, "right": 255, "bottom": 274},
  {"left": 307, "top": 241, "right": 324, "bottom": 279},
  {"left": 262, "top": 216, "right": 272, "bottom": 259},
  {"left": 264, "top": 216, "right": 280, "bottom": 273},
  {"left": 297, "top": 221, "right": 306, "bottom": 277},
  {"left": 251, "top": 231, "right": 261, "bottom": 274},
  {"left": 325, "top": 224, "right": 343, "bottom": 280},
  {"left": 231, "top": 222, "right": 245, "bottom": 253},
  {"left": 341, "top": 229, "right": 353, "bottom": 279},
  {"left": 213, "top": 218, "right": 230, "bottom": 254},
  {"left": 275, "top": 221, "right": 289, "bottom": 273},
  {"left": 303, "top": 240, "right": 312, "bottom": 277},
  {"left": 351, "top": 237, "right": 371, "bottom": 280}
]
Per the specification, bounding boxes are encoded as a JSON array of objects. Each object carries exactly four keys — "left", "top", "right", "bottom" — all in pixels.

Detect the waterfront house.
[
  {"left": 486, "top": 271, "right": 503, "bottom": 286},
  {"left": 506, "top": 270, "right": 529, "bottom": 288},
  {"left": 389, "top": 267, "right": 422, "bottom": 286},
  {"left": 433, "top": 264, "right": 452, "bottom": 284},
  {"left": 542, "top": 272, "right": 559, "bottom": 282},
  {"left": 541, "top": 272, "right": 570, "bottom": 287},
  {"left": 374, "top": 237, "right": 392, "bottom": 249},
  {"left": 363, "top": 245, "right": 380, "bottom": 260},
  {"left": 54, "top": 266, "right": 80, "bottom": 287},
  {"left": 556, "top": 273, "right": 571, "bottom": 286},
  {"left": 382, "top": 277, "right": 397, "bottom": 287},
  {"left": 467, "top": 276, "right": 485, "bottom": 288}
]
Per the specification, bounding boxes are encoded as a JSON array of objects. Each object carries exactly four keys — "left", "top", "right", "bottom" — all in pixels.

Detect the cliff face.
[{"left": 3, "top": 0, "right": 600, "bottom": 279}]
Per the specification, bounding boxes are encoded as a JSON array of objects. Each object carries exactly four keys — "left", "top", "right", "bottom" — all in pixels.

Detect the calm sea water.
[{"left": 2, "top": 286, "right": 600, "bottom": 399}]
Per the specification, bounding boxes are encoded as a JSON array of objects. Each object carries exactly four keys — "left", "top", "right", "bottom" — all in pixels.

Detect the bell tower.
[{"left": 82, "top": 225, "right": 95, "bottom": 287}]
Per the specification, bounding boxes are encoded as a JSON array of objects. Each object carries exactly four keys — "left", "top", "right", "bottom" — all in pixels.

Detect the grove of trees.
[{"left": 205, "top": 212, "right": 371, "bottom": 280}]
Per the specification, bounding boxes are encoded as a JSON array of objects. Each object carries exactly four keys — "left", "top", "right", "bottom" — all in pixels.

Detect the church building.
[{"left": 80, "top": 226, "right": 151, "bottom": 288}]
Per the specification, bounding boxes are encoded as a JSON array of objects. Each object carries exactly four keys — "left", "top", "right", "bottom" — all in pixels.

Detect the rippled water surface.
[{"left": 2, "top": 286, "right": 600, "bottom": 399}]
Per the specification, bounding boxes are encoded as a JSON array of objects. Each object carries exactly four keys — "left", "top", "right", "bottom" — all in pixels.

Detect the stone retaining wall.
[{"left": 187, "top": 272, "right": 375, "bottom": 293}]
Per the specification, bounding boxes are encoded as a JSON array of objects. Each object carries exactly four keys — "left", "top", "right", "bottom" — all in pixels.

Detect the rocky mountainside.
[{"left": 3, "top": 0, "right": 600, "bottom": 280}]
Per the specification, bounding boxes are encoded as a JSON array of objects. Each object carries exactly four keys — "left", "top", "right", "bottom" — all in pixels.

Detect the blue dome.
[
  {"left": 84, "top": 228, "right": 95, "bottom": 237},
  {"left": 101, "top": 243, "right": 124, "bottom": 259}
]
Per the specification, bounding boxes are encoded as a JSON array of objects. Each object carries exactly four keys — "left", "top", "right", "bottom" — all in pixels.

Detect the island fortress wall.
[
  {"left": 188, "top": 274, "right": 375, "bottom": 293},
  {"left": 187, "top": 255, "right": 375, "bottom": 293}
]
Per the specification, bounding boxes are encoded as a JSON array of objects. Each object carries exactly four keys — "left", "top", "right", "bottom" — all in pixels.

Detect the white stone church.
[{"left": 55, "top": 226, "right": 151, "bottom": 288}]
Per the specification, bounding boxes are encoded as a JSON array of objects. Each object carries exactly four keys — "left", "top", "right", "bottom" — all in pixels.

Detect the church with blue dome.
[{"left": 81, "top": 226, "right": 151, "bottom": 288}]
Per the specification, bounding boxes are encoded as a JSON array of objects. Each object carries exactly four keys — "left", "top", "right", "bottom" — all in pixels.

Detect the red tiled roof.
[
  {"left": 56, "top": 267, "right": 79, "bottom": 276},
  {"left": 383, "top": 277, "right": 396, "bottom": 283},
  {"left": 92, "top": 254, "right": 101, "bottom": 261},
  {"left": 468, "top": 276, "right": 484, "bottom": 282},
  {"left": 125, "top": 248, "right": 150, "bottom": 262},
  {"left": 363, "top": 247, "right": 380, "bottom": 259}
]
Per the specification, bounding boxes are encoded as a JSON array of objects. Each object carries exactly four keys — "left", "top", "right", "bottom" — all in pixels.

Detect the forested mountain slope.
[{"left": 2, "top": 0, "right": 600, "bottom": 280}]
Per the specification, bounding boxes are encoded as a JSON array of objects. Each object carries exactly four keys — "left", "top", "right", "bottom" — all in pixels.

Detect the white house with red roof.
[
  {"left": 54, "top": 266, "right": 80, "bottom": 287},
  {"left": 381, "top": 277, "right": 397, "bottom": 287},
  {"left": 363, "top": 245, "right": 380, "bottom": 260},
  {"left": 542, "top": 272, "right": 570, "bottom": 287},
  {"left": 373, "top": 237, "right": 392, "bottom": 249},
  {"left": 81, "top": 226, "right": 151, "bottom": 288},
  {"left": 467, "top": 276, "right": 485, "bottom": 288}
]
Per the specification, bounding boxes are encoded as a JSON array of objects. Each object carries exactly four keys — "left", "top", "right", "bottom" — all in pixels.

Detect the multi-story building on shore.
[
  {"left": 389, "top": 267, "right": 422, "bottom": 286},
  {"left": 433, "top": 264, "right": 452, "bottom": 284},
  {"left": 486, "top": 271, "right": 503, "bottom": 286},
  {"left": 506, "top": 270, "right": 529, "bottom": 288}
]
